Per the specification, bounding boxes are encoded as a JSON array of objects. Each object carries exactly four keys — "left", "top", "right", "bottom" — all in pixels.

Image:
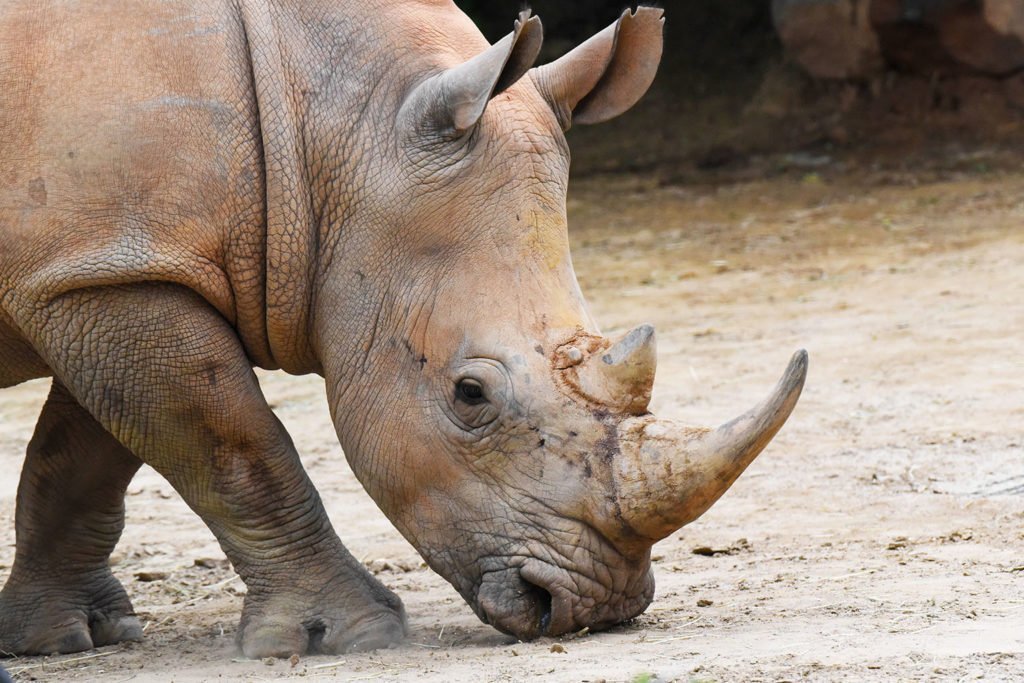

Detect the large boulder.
[
  {"left": 775, "top": 0, "right": 1024, "bottom": 78},
  {"left": 936, "top": 0, "right": 1024, "bottom": 74},
  {"left": 772, "top": 0, "right": 884, "bottom": 79}
]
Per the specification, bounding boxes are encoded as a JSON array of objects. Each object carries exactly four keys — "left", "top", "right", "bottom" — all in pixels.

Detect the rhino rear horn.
[
  {"left": 401, "top": 10, "right": 543, "bottom": 136},
  {"left": 570, "top": 325, "right": 657, "bottom": 416},
  {"left": 530, "top": 7, "right": 664, "bottom": 130}
]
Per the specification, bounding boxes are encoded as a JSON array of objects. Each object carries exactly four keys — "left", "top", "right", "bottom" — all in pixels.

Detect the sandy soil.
[{"left": 1, "top": 165, "right": 1022, "bottom": 682}]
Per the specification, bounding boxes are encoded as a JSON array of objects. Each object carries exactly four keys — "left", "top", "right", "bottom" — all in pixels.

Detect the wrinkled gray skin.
[{"left": 0, "top": 0, "right": 806, "bottom": 659}]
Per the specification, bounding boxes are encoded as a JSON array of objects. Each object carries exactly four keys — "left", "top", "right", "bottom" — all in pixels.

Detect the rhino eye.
[{"left": 456, "top": 378, "right": 486, "bottom": 405}]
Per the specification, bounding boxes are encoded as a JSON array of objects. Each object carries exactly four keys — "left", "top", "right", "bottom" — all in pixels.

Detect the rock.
[
  {"left": 1004, "top": 72, "right": 1024, "bottom": 110},
  {"left": 871, "top": 0, "right": 1024, "bottom": 75},
  {"left": 746, "top": 62, "right": 809, "bottom": 118},
  {"left": 777, "top": 1, "right": 1024, "bottom": 78},
  {"left": 773, "top": 0, "right": 884, "bottom": 79},
  {"left": 870, "top": 0, "right": 965, "bottom": 73},
  {"left": 937, "top": 0, "right": 1024, "bottom": 75},
  {"left": 887, "top": 537, "right": 909, "bottom": 550},
  {"left": 193, "top": 557, "right": 225, "bottom": 569}
]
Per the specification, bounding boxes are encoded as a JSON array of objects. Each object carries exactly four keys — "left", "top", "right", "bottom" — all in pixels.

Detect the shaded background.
[
  {"left": 460, "top": 1, "right": 1024, "bottom": 180},
  {"left": 462, "top": 2, "right": 780, "bottom": 175}
]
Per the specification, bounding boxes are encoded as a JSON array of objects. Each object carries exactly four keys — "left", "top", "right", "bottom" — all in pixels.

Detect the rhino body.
[{"left": 0, "top": 0, "right": 806, "bottom": 658}]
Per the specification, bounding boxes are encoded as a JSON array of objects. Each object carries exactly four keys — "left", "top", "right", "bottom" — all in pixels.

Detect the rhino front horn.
[
  {"left": 566, "top": 324, "right": 657, "bottom": 416},
  {"left": 613, "top": 350, "right": 808, "bottom": 543}
]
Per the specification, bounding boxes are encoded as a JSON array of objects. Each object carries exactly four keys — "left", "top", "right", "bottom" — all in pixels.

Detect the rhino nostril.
[
  {"left": 520, "top": 576, "right": 553, "bottom": 635},
  {"left": 540, "top": 602, "right": 552, "bottom": 634}
]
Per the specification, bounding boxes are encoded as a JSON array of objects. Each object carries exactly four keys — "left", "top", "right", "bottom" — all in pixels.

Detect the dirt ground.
[{"left": 2, "top": 159, "right": 1023, "bottom": 681}]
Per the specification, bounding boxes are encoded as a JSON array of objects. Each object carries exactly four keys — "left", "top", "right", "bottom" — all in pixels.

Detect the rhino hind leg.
[
  {"left": 18, "top": 284, "right": 405, "bottom": 658},
  {"left": 0, "top": 381, "right": 143, "bottom": 656}
]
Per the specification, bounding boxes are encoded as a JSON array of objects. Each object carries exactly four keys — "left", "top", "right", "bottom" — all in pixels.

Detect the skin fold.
[{"left": 0, "top": 0, "right": 805, "bottom": 658}]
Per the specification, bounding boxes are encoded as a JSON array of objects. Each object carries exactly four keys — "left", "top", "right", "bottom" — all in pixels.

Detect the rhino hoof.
[
  {"left": 0, "top": 572, "right": 141, "bottom": 655},
  {"left": 239, "top": 605, "right": 407, "bottom": 658},
  {"left": 239, "top": 618, "right": 311, "bottom": 659},
  {"left": 91, "top": 614, "right": 144, "bottom": 647},
  {"left": 322, "top": 612, "right": 407, "bottom": 654},
  {"left": 0, "top": 610, "right": 141, "bottom": 655},
  {"left": 6, "top": 621, "right": 94, "bottom": 656}
]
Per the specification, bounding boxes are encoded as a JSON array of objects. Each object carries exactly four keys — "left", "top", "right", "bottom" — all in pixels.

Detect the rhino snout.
[{"left": 474, "top": 558, "right": 654, "bottom": 641}]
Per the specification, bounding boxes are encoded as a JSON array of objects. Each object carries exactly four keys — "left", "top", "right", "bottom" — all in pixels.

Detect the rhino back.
[{"left": 0, "top": 0, "right": 272, "bottom": 365}]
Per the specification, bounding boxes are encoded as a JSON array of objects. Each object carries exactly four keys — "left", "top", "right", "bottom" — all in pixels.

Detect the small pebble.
[{"left": 194, "top": 557, "right": 222, "bottom": 568}]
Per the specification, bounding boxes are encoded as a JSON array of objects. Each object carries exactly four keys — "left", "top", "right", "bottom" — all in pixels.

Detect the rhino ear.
[
  {"left": 401, "top": 10, "right": 543, "bottom": 138},
  {"left": 530, "top": 7, "right": 664, "bottom": 131}
]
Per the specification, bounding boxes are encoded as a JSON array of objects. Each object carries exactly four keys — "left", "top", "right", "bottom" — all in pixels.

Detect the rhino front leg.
[
  {"left": 21, "top": 283, "right": 405, "bottom": 658},
  {"left": 0, "top": 381, "right": 143, "bottom": 655}
]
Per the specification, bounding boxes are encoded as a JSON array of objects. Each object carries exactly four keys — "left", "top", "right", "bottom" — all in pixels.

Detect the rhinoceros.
[{"left": 0, "top": 0, "right": 807, "bottom": 659}]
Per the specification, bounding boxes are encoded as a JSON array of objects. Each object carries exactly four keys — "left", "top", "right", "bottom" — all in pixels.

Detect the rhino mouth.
[{"left": 473, "top": 558, "right": 650, "bottom": 640}]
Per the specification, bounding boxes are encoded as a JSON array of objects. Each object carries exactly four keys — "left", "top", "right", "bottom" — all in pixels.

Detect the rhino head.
[{"left": 312, "top": 7, "right": 807, "bottom": 640}]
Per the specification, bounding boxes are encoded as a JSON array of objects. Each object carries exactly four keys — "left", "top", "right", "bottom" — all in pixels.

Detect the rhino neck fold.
[{"left": 238, "top": 0, "right": 320, "bottom": 375}]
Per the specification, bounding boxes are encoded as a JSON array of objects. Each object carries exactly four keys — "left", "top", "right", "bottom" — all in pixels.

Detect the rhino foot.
[
  {"left": 237, "top": 586, "right": 406, "bottom": 658},
  {"left": 0, "top": 569, "right": 142, "bottom": 656}
]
